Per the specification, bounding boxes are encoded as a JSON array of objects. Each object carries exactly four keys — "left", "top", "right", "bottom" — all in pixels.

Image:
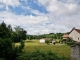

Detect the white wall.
[
  {"left": 39, "top": 39, "right": 45, "bottom": 43},
  {"left": 69, "top": 30, "right": 80, "bottom": 42}
]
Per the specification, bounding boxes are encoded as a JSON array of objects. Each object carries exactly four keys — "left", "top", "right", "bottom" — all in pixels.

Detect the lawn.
[{"left": 16, "top": 39, "right": 70, "bottom": 60}]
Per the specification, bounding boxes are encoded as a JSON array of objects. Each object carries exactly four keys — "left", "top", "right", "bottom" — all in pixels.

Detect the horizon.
[{"left": 0, "top": 0, "right": 80, "bottom": 35}]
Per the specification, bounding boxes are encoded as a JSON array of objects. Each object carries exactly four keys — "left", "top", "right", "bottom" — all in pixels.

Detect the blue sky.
[{"left": 0, "top": 0, "right": 80, "bottom": 35}]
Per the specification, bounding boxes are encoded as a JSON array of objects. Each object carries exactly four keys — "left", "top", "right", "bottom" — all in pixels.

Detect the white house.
[
  {"left": 69, "top": 27, "right": 80, "bottom": 42},
  {"left": 39, "top": 39, "right": 45, "bottom": 43}
]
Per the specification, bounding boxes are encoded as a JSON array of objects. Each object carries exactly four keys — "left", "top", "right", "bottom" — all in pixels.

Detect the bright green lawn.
[{"left": 16, "top": 40, "right": 70, "bottom": 60}]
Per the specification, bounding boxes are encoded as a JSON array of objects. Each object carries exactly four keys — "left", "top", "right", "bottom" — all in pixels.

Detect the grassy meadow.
[{"left": 16, "top": 39, "right": 70, "bottom": 60}]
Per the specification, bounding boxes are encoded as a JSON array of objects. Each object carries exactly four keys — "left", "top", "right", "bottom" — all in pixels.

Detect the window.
[{"left": 78, "top": 37, "right": 79, "bottom": 40}]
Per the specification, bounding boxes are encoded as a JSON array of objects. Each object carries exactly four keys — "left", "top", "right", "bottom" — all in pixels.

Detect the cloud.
[
  {"left": 37, "top": 0, "right": 80, "bottom": 16},
  {"left": 0, "top": 11, "right": 48, "bottom": 25},
  {"left": 0, "top": 0, "right": 21, "bottom": 10},
  {"left": 21, "top": 6, "right": 46, "bottom": 16},
  {"left": 0, "top": 11, "right": 49, "bottom": 35},
  {"left": 0, "top": 0, "right": 21, "bottom": 7},
  {"left": 0, "top": 0, "right": 80, "bottom": 35}
]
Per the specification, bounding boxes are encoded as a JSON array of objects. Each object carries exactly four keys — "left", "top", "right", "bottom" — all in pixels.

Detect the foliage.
[
  {"left": 12, "top": 40, "right": 25, "bottom": 60},
  {"left": 53, "top": 42, "right": 56, "bottom": 45},
  {"left": 0, "top": 58, "right": 5, "bottom": 60},
  {"left": 45, "top": 40, "right": 50, "bottom": 44},
  {"left": 0, "top": 22, "right": 11, "bottom": 38},
  {"left": 45, "top": 38, "right": 53, "bottom": 45},
  {"left": 19, "top": 40, "right": 25, "bottom": 52},
  {"left": 16, "top": 50, "right": 65, "bottom": 60},
  {"left": 14, "top": 26, "right": 27, "bottom": 42},
  {"left": 27, "top": 33, "right": 63, "bottom": 40},
  {"left": 0, "top": 38, "right": 13, "bottom": 60},
  {"left": 66, "top": 37, "right": 76, "bottom": 45},
  {"left": 0, "top": 22, "right": 13, "bottom": 60},
  {"left": 56, "top": 39, "right": 60, "bottom": 43},
  {"left": 0, "top": 22, "right": 25, "bottom": 60}
]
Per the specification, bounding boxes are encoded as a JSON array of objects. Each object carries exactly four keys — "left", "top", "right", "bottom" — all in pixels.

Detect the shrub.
[
  {"left": 66, "top": 37, "right": 76, "bottom": 45},
  {"left": 16, "top": 50, "right": 65, "bottom": 60},
  {"left": 56, "top": 39, "right": 60, "bottom": 43},
  {"left": 45, "top": 40, "right": 50, "bottom": 45}
]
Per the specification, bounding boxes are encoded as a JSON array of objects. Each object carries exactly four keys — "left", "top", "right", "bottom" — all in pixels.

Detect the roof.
[
  {"left": 75, "top": 29, "right": 80, "bottom": 33},
  {"left": 62, "top": 34, "right": 68, "bottom": 38},
  {"left": 69, "top": 27, "right": 80, "bottom": 34}
]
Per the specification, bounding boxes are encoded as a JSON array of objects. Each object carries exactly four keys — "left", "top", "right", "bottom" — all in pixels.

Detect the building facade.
[{"left": 69, "top": 27, "right": 80, "bottom": 42}]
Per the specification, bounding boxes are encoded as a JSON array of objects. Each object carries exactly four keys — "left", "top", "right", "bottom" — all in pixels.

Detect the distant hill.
[{"left": 26, "top": 33, "right": 68, "bottom": 40}]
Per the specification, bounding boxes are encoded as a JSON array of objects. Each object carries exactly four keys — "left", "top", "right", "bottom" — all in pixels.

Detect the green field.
[{"left": 16, "top": 40, "right": 70, "bottom": 60}]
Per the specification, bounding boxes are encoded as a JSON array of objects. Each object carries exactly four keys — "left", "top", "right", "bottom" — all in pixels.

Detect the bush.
[
  {"left": 56, "top": 39, "right": 60, "bottom": 43},
  {"left": 45, "top": 40, "right": 50, "bottom": 44},
  {"left": 66, "top": 37, "right": 76, "bottom": 45},
  {"left": 16, "top": 50, "right": 65, "bottom": 60},
  {"left": 0, "top": 38, "right": 13, "bottom": 60}
]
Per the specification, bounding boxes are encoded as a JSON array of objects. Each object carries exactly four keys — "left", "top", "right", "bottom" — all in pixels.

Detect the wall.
[
  {"left": 69, "top": 30, "right": 80, "bottom": 42},
  {"left": 70, "top": 44, "right": 80, "bottom": 60}
]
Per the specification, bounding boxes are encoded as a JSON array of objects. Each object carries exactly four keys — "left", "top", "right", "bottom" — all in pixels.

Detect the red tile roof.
[
  {"left": 62, "top": 34, "right": 68, "bottom": 38},
  {"left": 75, "top": 29, "right": 80, "bottom": 33},
  {"left": 69, "top": 27, "right": 80, "bottom": 34}
]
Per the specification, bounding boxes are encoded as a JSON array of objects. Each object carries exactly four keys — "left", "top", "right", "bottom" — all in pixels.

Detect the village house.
[
  {"left": 39, "top": 39, "right": 45, "bottom": 43},
  {"left": 69, "top": 27, "right": 80, "bottom": 42},
  {"left": 62, "top": 34, "right": 69, "bottom": 39},
  {"left": 62, "top": 34, "right": 69, "bottom": 43},
  {"left": 39, "top": 38, "right": 53, "bottom": 43}
]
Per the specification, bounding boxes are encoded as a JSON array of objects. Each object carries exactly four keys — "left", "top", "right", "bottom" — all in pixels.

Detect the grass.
[{"left": 16, "top": 39, "right": 70, "bottom": 60}]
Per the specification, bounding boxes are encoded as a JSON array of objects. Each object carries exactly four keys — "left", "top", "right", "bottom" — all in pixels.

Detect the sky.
[{"left": 0, "top": 0, "right": 80, "bottom": 35}]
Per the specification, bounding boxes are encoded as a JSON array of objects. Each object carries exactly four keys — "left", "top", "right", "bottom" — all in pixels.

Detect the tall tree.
[
  {"left": 0, "top": 22, "right": 25, "bottom": 60},
  {"left": 14, "top": 26, "right": 27, "bottom": 42},
  {"left": 0, "top": 22, "right": 11, "bottom": 38},
  {"left": 0, "top": 22, "right": 13, "bottom": 60}
]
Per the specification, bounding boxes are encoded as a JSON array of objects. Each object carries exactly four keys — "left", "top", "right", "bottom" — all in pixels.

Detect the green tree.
[
  {"left": 14, "top": 26, "right": 27, "bottom": 42},
  {"left": 0, "top": 22, "right": 25, "bottom": 60},
  {"left": 0, "top": 22, "right": 11, "bottom": 38}
]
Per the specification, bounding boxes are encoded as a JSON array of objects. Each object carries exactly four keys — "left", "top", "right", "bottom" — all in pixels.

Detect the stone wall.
[{"left": 70, "top": 44, "right": 80, "bottom": 60}]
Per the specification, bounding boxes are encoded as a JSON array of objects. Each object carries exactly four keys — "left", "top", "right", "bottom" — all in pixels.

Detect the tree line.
[{"left": 27, "top": 33, "right": 64, "bottom": 40}]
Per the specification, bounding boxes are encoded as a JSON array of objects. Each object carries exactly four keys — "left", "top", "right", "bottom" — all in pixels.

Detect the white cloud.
[
  {"left": 0, "top": 0, "right": 21, "bottom": 7},
  {"left": 0, "top": 10, "right": 80, "bottom": 35},
  {"left": 0, "top": 0, "right": 80, "bottom": 35},
  {"left": 37, "top": 0, "right": 80, "bottom": 16},
  {"left": 21, "top": 6, "right": 46, "bottom": 16},
  {"left": 0, "top": 11, "right": 49, "bottom": 35},
  {"left": 0, "top": 0, "right": 21, "bottom": 10},
  {"left": 0, "top": 11, "right": 48, "bottom": 25}
]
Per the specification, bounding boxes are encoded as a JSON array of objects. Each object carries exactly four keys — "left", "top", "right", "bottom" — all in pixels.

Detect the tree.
[
  {"left": 0, "top": 22, "right": 11, "bottom": 38},
  {"left": 14, "top": 26, "right": 27, "bottom": 42},
  {"left": 0, "top": 22, "right": 25, "bottom": 60},
  {"left": 0, "top": 22, "right": 13, "bottom": 60}
]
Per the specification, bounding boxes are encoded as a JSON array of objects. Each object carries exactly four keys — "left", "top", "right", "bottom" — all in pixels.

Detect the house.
[
  {"left": 62, "top": 34, "right": 69, "bottom": 39},
  {"left": 39, "top": 38, "right": 53, "bottom": 43},
  {"left": 69, "top": 27, "right": 80, "bottom": 42},
  {"left": 52, "top": 39, "right": 56, "bottom": 44},
  {"left": 39, "top": 39, "right": 45, "bottom": 43}
]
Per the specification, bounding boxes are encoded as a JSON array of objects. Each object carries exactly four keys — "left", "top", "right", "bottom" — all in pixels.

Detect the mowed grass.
[{"left": 16, "top": 39, "right": 70, "bottom": 60}]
